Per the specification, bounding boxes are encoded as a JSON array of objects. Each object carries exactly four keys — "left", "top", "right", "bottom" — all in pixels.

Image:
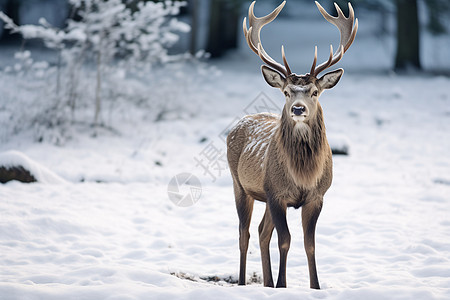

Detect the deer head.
[{"left": 243, "top": 1, "right": 358, "bottom": 127}]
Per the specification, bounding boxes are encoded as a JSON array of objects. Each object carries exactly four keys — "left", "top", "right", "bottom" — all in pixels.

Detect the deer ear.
[
  {"left": 318, "top": 68, "right": 344, "bottom": 90},
  {"left": 261, "top": 65, "right": 286, "bottom": 89}
]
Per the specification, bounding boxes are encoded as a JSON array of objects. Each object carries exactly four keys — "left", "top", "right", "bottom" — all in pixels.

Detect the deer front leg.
[
  {"left": 268, "top": 196, "right": 290, "bottom": 288},
  {"left": 302, "top": 198, "right": 323, "bottom": 289},
  {"left": 258, "top": 204, "right": 275, "bottom": 287},
  {"left": 234, "top": 183, "right": 254, "bottom": 285}
]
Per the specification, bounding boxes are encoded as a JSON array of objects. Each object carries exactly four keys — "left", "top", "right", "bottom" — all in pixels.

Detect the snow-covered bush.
[{"left": 0, "top": 0, "right": 208, "bottom": 144}]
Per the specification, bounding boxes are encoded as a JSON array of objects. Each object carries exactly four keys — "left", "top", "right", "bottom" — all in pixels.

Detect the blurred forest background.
[
  {"left": 0, "top": 0, "right": 449, "bottom": 144},
  {"left": 1, "top": 3, "right": 450, "bottom": 296},
  {"left": 1, "top": 0, "right": 449, "bottom": 69}
]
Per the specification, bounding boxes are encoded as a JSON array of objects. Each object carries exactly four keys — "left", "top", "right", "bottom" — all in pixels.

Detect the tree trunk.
[
  {"left": 190, "top": 0, "right": 199, "bottom": 55},
  {"left": 206, "top": 0, "right": 241, "bottom": 58},
  {"left": 222, "top": 1, "right": 240, "bottom": 50},
  {"left": 1, "top": 0, "right": 21, "bottom": 41},
  {"left": 425, "top": 0, "right": 448, "bottom": 35},
  {"left": 395, "top": 0, "right": 421, "bottom": 70},
  {"left": 206, "top": 0, "right": 222, "bottom": 57},
  {"left": 94, "top": 50, "right": 102, "bottom": 126}
]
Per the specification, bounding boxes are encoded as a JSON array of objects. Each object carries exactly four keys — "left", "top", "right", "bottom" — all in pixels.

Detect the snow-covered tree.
[
  {"left": 0, "top": 0, "right": 192, "bottom": 140},
  {"left": 65, "top": 0, "right": 190, "bottom": 125}
]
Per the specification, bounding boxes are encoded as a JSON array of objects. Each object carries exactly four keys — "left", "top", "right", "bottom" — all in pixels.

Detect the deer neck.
[{"left": 276, "top": 104, "right": 328, "bottom": 189}]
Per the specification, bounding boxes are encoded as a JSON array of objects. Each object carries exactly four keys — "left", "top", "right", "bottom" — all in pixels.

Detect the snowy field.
[{"left": 1, "top": 2, "right": 450, "bottom": 300}]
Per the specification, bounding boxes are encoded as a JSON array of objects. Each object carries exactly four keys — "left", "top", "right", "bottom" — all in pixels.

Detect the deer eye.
[
  {"left": 312, "top": 90, "right": 318, "bottom": 97},
  {"left": 284, "top": 91, "right": 290, "bottom": 97}
]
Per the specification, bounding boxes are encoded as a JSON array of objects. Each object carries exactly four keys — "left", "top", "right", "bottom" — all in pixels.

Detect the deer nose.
[{"left": 292, "top": 105, "right": 305, "bottom": 116}]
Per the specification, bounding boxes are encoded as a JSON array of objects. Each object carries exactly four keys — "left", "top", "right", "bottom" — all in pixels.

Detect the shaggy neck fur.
[{"left": 276, "top": 104, "right": 327, "bottom": 189}]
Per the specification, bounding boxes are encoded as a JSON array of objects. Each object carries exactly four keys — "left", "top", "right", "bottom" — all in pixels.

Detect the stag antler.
[
  {"left": 243, "top": 1, "right": 292, "bottom": 77},
  {"left": 243, "top": 1, "right": 358, "bottom": 78},
  {"left": 310, "top": 1, "right": 358, "bottom": 77}
]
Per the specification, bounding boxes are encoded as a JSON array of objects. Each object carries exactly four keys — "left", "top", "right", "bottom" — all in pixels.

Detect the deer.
[{"left": 226, "top": 1, "right": 358, "bottom": 289}]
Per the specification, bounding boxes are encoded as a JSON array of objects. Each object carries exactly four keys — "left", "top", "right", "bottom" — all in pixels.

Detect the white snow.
[
  {"left": 1, "top": 2, "right": 450, "bottom": 300},
  {"left": 242, "top": 116, "right": 277, "bottom": 157},
  {"left": 1, "top": 72, "right": 449, "bottom": 300}
]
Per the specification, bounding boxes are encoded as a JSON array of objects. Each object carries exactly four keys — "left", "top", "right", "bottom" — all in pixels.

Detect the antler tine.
[
  {"left": 281, "top": 45, "right": 292, "bottom": 75},
  {"left": 256, "top": 43, "right": 289, "bottom": 77},
  {"left": 242, "top": 17, "right": 255, "bottom": 53},
  {"left": 243, "top": 1, "right": 291, "bottom": 77},
  {"left": 310, "top": 46, "right": 317, "bottom": 75},
  {"left": 311, "top": 1, "right": 358, "bottom": 77},
  {"left": 245, "top": 28, "right": 287, "bottom": 76},
  {"left": 323, "top": 45, "right": 335, "bottom": 70},
  {"left": 345, "top": 17, "right": 358, "bottom": 52},
  {"left": 334, "top": 2, "right": 346, "bottom": 19}
]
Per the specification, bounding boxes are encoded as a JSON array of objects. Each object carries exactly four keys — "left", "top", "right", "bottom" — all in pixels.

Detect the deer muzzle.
[{"left": 292, "top": 105, "right": 306, "bottom": 116}]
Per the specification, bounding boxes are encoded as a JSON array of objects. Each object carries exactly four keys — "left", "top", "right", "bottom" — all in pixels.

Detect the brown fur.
[
  {"left": 227, "top": 73, "right": 334, "bottom": 288},
  {"left": 227, "top": 101, "right": 332, "bottom": 207},
  {"left": 234, "top": 0, "right": 356, "bottom": 288},
  {"left": 276, "top": 103, "right": 328, "bottom": 189}
]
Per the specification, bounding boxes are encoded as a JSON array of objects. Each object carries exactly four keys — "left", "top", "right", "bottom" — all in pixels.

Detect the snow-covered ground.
[{"left": 1, "top": 2, "right": 450, "bottom": 300}]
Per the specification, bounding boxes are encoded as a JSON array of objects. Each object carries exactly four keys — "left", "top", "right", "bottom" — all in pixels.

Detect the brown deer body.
[{"left": 227, "top": 1, "right": 358, "bottom": 288}]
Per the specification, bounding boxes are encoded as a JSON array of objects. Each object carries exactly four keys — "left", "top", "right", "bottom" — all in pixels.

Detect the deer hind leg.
[
  {"left": 302, "top": 199, "right": 323, "bottom": 289},
  {"left": 234, "top": 182, "right": 254, "bottom": 285},
  {"left": 268, "top": 197, "right": 290, "bottom": 288},
  {"left": 258, "top": 204, "right": 275, "bottom": 287}
]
